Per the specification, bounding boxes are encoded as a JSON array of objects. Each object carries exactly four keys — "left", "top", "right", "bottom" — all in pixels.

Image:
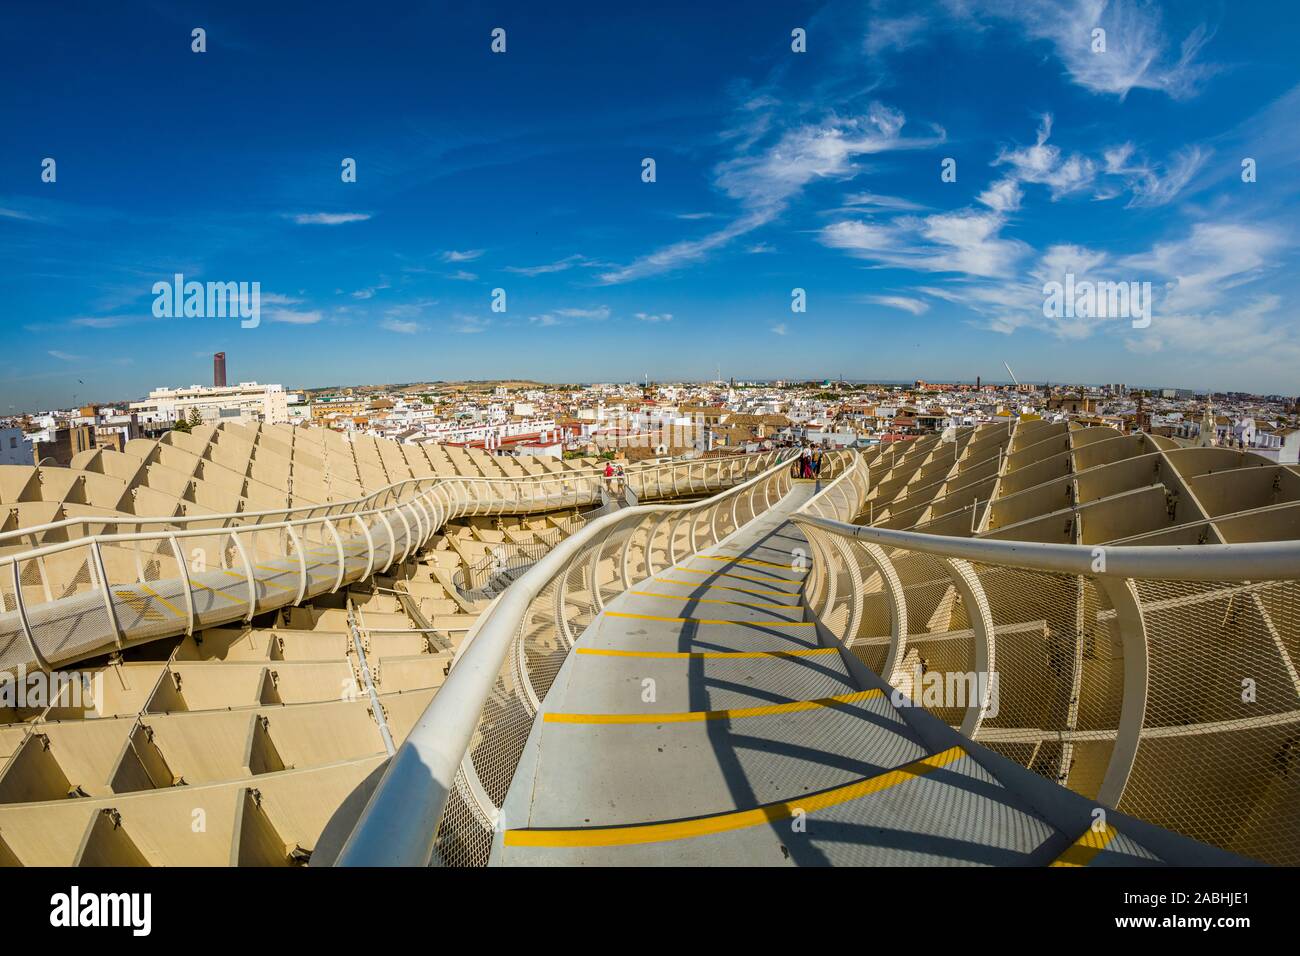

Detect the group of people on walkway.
[
  {"left": 603, "top": 460, "right": 626, "bottom": 495},
  {"left": 794, "top": 445, "right": 823, "bottom": 479}
]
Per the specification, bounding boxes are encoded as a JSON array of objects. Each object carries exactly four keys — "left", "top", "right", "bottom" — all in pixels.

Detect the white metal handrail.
[
  {"left": 333, "top": 450, "right": 801, "bottom": 866},
  {"left": 0, "top": 452, "right": 784, "bottom": 677},
  {"left": 0, "top": 449, "right": 782, "bottom": 548}
]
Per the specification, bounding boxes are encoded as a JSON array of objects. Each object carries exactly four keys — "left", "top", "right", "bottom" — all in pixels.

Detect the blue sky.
[{"left": 2, "top": 0, "right": 1298, "bottom": 411}]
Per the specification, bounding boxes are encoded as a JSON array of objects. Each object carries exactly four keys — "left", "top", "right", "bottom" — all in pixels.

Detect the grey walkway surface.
[{"left": 493, "top": 483, "right": 1082, "bottom": 866}]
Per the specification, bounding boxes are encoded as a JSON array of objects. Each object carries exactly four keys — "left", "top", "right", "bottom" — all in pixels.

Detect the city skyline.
[{"left": 3, "top": 0, "right": 1299, "bottom": 409}]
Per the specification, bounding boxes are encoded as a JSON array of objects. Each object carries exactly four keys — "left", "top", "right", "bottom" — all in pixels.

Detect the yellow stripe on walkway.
[
  {"left": 627, "top": 591, "right": 799, "bottom": 610},
  {"left": 576, "top": 647, "right": 835, "bottom": 660},
  {"left": 138, "top": 583, "right": 183, "bottom": 617},
  {"left": 251, "top": 564, "right": 297, "bottom": 590},
  {"left": 1049, "top": 825, "right": 1120, "bottom": 867},
  {"left": 655, "top": 579, "right": 800, "bottom": 600},
  {"left": 191, "top": 581, "right": 247, "bottom": 605},
  {"left": 695, "top": 554, "right": 807, "bottom": 572},
  {"left": 667, "top": 568, "right": 803, "bottom": 589},
  {"left": 504, "top": 746, "right": 965, "bottom": 848},
  {"left": 545, "top": 689, "right": 882, "bottom": 724},
  {"left": 602, "top": 611, "right": 813, "bottom": 628}
]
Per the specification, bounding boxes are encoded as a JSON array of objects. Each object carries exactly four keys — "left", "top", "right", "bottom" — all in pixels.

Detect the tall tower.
[{"left": 214, "top": 352, "right": 227, "bottom": 388}]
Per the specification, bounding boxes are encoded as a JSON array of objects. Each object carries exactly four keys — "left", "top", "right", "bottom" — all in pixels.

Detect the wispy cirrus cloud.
[
  {"left": 350, "top": 279, "right": 391, "bottom": 300},
  {"left": 555, "top": 306, "right": 610, "bottom": 319},
  {"left": 527, "top": 305, "right": 611, "bottom": 327},
  {"left": 864, "top": 295, "right": 930, "bottom": 315},
  {"left": 504, "top": 254, "right": 598, "bottom": 276},
  {"left": 949, "top": 0, "right": 1216, "bottom": 101},
  {"left": 381, "top": 317, "right": 420, "bottom": 334},
  {"left": 441, "top": 249, "right": 484, "bottom": 262},
  {"left": 1102, "top": 143, "right": 1208, "bottom": 207},
  {"left": 289, "top": 212, "right": 372, "bottom": 225},
  {"left": 600, "top": 101, "right": 943, "bottom": 284},
  {"left": 267, "top": 309, "right": 324, "bottom": 325},
  {"left": 993, "top": 114, "right": 1097, "bottom": 199},
  {"left": 911, "top": 218, "right": 1290, "bottom": 350},
  {"left": 453, "top": 314, "right": 490, "bottom": 334}
]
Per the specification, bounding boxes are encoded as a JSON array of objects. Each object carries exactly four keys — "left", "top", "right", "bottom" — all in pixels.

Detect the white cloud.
[
  {"left": 442, "top": 249, "right": 484, "bottom": 263},
  {"left": 771, "top": 323, "right": 788, "bottom": 335},
  {"left": 291, "top": 212, "right": 371, "bottom": 225},
  {"left": 821, "top": 209, "right": 1027, "bottom": 278},
  {"left": 350, "top": 280, "right": 390, "bottom": 300},
  {"left": 70, "top": 315, "right": 132, "bottom": 329},
  {"left": 840, "top": 192, "right": 927, "bottom": 212},
  {"left": 1124, "top": 295, "right": 1300, "bottom": 368},
  {"left": 260, "top": 293, "right": 303, "bottom": 306},
  {"left": 994, "top": 115, "right": 1096, "bottom": 199},
  {"left": 864, "top": 14, "right": 930, "bottom": 56},
  {"left": 635, "top": 312, "right": 673, "bottom": 323},
  {"left": 865, "top": 295, "right": 930, "bottom": 315},
  {"left": 1122, "top": 221, "right": 1286, "bottom": 313},
  {"left": 1103, "top": 143, "right": 1208, "bottom": 207},
  {"left": 381, "top": 318, "right": 420, "bottom": 334},
  {"left": 977, "top": 178, "right": 1023, "bottom": 214},
  {"left": 555, "top": 306, "right": 611, "bottom": 319},
  {"left": 48, "top": 350, "right": 81, "bottom": 361},
  {"left": 505, "top": 254, "right": 592, "bottom": 276},
  {"left": 267, "top": 309, "right": 324, "bottom": 325},
  {"left": 447, "top": 270, "right": 478, "bottom": 282},
  {"left": 905, "top": 216, "right": 1291, "bottom": 355},
  {"left": 957, "top": 0, "right": 1214, "bottom": 100},
  {"left": 601, "top": 102, "right": 943, "bottom": 283},
  {"left": 454, "top": 314, "right": 490, "bottom": 334}
]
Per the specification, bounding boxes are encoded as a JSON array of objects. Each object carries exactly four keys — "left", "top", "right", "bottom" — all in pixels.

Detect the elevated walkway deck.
[{"left": 495, "top": 485, "right": 1079, "bottom": 865}]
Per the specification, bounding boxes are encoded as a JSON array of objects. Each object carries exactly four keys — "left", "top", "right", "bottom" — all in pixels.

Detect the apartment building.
[
  {"left": 0, "top": 426, "right": 33, "bottom": 466},
  {"left": 130, "top": 381, "right": 292, "bottom": 425}
]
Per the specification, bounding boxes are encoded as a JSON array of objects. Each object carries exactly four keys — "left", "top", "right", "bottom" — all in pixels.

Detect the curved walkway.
[{"left": 494, "top": 484, "right": 1165, "bottom": 866}]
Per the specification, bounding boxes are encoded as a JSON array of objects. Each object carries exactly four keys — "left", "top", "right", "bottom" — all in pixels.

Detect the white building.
[
  {"left": 130, "top": 382, "right": 291, "bottom": 425},
  {"left": 0, "top": 427, "right": 33, "bottom": 466}
]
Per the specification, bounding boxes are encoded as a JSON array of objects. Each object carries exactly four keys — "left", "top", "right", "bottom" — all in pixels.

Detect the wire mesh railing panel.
[
  {"left": 20, "top": 543, "right": 117, "bottom": 668},
  {"left": 98, "top": 537, "right": 189, "bottom": 645},
  {"left": 1137, "top": 579, "right": 1299, "bottom": 727},
  {"left": 882, "top": 547, "right": 973, "bottom": 727},
  {"left": 1104, "top": 577, "right": 1300, "bottom": 863},
  {"left": 1117, "top": 715, "right": 1300, "bottom": 867},
  {"left": 965, "top": 564, "right": 1083, "bottom": 783}
]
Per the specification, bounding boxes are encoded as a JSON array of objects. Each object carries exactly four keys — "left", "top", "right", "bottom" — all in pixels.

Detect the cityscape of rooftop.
[{"left": 1, "top": 0, "right": 1295, "bottom": 925}]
